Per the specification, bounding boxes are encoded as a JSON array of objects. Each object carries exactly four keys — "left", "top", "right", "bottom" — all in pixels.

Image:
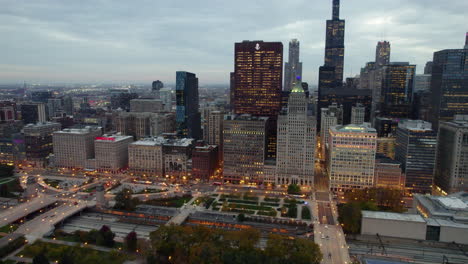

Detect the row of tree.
[{"left": 147, "top": 225, "right": 322, "bottom": 264}]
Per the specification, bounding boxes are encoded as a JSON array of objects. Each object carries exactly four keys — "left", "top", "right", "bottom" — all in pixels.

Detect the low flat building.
[
  {"left": 361, "top": 211, "right": 427, "bottom": 240},
  {"left": 413, "top": 192, "right": 468, "bottom": 224},
  {"left": 191, "top": 143, "right": 219, "bottom": 182},
  {"left": 374, "top": 154, "right": 404, "bottom": 189}
]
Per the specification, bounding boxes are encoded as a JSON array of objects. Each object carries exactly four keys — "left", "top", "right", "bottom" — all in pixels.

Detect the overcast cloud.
[{"left": 0, "top": 0, "right": 466, "bottom": 85}]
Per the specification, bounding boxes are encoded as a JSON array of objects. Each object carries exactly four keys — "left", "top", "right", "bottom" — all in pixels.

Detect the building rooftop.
[
  {"left": 224, "top": 114, "right": 269, "bottom": 122},
  {"left": 95, "top": 135, "right": 133, "bottom": 143},
  {"left": 436, "top": 197, "right": 468, "bottom": 210},
  {"left": 55, "top": 126, "right": 101, "bottom": 135},
  {"left": 332, "top": 123, "right": 376, "bottom": 134},
  {"left": 362, "top": 211, "right": 425, "bottom": 223},
  {"left": 131, "top": 137, "right": 193, "bottom": 147},
  {"left": 398, "top": 120, "right": 433, "bottom": 131},
  {"left": 24, "top": 122, "right": 61, "bottom": 128},
  {"left": 414, "top": 192, "right": 468, "bottom": 223}
]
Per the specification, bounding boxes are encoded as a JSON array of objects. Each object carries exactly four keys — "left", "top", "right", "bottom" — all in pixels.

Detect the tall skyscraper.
[
  {"left": 206, "top": 110, "right": 224, "bottom": 160},
  {"left": 284, "top": 39, "right": 303, "bottom": 92},
  {"left": 323, "top": 0, "right": 345, "bottom": 86},
  {"left": 233, "top": 41, "right": 283, "bottom": 117},
  {"left": 434, "top": 115, "right": 468, "bottom": 194},
  {"left": 429, "top": 35, "right": 468, "bottom": 129},
  {"left": 371, "top": 62, "right": 415, "bottom": 123},
  {"left": 317, "top": 0, "right": 346, "bottom": 130},
  {"left": 465, "top": 32, "right": 468, "bottom": 49},
  {"left": 21, "top": 103, "right": 47, "bottom": 124},
  {"left": 328, "top": 124, "right": 377, "bottom": 191},
  {"left": 176, "top": 71, "right": 201, "bottom": 140},
  {"left": 375, "top": 41, "right": 391, "bottom": 67},
  {"left": 276, "top": 81, "right": 316, "bottom": 186},
  {"left": 395, "top": 120, "right": 437, "bottom": 194}
]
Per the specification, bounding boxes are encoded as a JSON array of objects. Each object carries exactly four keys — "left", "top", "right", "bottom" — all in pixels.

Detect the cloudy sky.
[{"left": 0, "top": 0, "right": 466, "bottom": 86}]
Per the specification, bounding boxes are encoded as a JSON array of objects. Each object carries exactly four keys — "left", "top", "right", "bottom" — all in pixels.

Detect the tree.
[
  {"left": 338, "top": 202, "right": 363, "bottom": 234},
  {"left": 0, "top": 184, "right": 9, "bottom": 197},
  {"left": 265, "top": 234, "right": 322, "bottom": 264},
  {"left": 237, "top": 213, "right": 245, "bottom": 222},
  {"left": 0, "top": 164, "right": 14, "bottom": 178},
  {"left": 287, "top": 184, "right": 301, "bottom": 195},
  {"left": 124, "top": 231, "right": 137, "bottom": 252},
  {"left": 32, "top": 253, "right": 50, "bottom": 264},
  {"left": 114, "top": 188, "right": 139, "bottom": 211},
  {"left": 97, "top": 225, "right": 115, "bottom": 247}
]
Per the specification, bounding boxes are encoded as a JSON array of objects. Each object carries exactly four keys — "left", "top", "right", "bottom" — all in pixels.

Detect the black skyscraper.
[
  {"left": 317, "top": 0, "right": 346, "bottom": 130},
  {"left": 176, "top": 71, "right": 201, "bottom": 140},
  {"left": 323, "top": 0, "right": 345, "bottom": 86}
]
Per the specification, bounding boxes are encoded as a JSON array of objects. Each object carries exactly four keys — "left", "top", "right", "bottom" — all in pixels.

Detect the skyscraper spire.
[{"left": 332, "top": 0, "right": 340, "bottom": 20}]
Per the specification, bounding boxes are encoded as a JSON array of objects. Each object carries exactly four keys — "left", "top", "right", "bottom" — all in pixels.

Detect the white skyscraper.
[
  {"left": 284, "top": 39, "right": 303, "bottom": 91},
  {"left": 320, "top": 103, "right": 343, "bottom": 158},
  {"left": 276, "top": 81, "right": 316, "bottom": 186},
  {"left": 351, "top": 103, "right": 365, "bottom": 125},
  {"left": 328, "top": 124, "right": 377, "bottom": 191}
]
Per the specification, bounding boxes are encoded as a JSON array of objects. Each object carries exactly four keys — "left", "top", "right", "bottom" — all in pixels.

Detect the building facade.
[
  {"left": 128, "top": 138, "right": 165, "bottom": 177},
  {"left": 429, "top": 39, "right": 468, "bottom": 129},
  {"left": 223, "top": 115, "right": 268, "bottom": 184},
  {"left": 328, "top": 124, "right": 377, "bottom": 191},
  {"left": 284, "top": 39, "right": 303, "bottom": 92},
  {"left": 176, "top": 71, "right": 201, "bottom": 140},
  {"left": 233, "top": 41, "right": 283, "bottom": 117},
  {"left": 434, "top": 116, "right": 468, "bottom": 194},
  {"left": 276, "top": 82, "right": 315, "bottom": 186},
  {"left": 375, "top": 154, "right": 404, "bottom": 189},
  {"left": 375, "top": 41, "right": 391, "bottom": 68},
  {"left": 95, "top": 135, "right": 133, "bottom": 172},
  {"left": 130, "top": 99, "right": 165, "bottom": 113},
  {"left": 395, "top": 120, "right": 437, "bottom": 194},
  {"left": 351, "top": 103, "right": 365, "bottom": 125},
  {"left": 21, "top": 103, "right": 47, "bottom": 124},
  {"left": 23, "top": 122, "right": 61, "bottom": 166},
  {"left": 192, "top": 143, "right": 219, "bottom": 182},
  {"left": 320, "top": 103, "right": 343, "bottom": 157},
  {"left": 53, "top": 127, "right": 102, "bottom": 168}
]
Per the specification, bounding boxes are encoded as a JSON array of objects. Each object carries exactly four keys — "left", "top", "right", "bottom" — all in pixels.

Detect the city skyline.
[{"left": 0, "top": 0, "right": 466, "bottom": 85}]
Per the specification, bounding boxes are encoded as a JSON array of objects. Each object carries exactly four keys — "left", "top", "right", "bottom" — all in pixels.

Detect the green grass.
[
  {"left": 227, "top": 199, "right": 258, "bottom": 205},
  {"left": 243, "top": 194, "right": 259, "bottom": 201},
  {"left": 143, "top": 195, "right": 192, "bottom": 208},
  {"left": 301, "top": 206, "right": 311, "bottom": 220},
  {"left": 43, "top": 179, "right": 62, "bottom": 189},
  {"left": 0, "top": 224, "right": 18, "bottom": 233},
  {"left": 221, "top": 207, "right": 255, "bottom": 215},
  {"left": 18, "top": 241, "right": 131, "bottom": 264},
  {"left": 226, "top": 203, "right": 273, "bottom": 211},
  {"left": 133, "top": 188, "right": 165, "bottom": 194},
  {"left": 260, "top": 202, "right": 280, "bottom": 207}
]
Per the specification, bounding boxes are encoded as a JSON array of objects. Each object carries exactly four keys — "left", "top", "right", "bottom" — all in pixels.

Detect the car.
[
  {"left": 321, "top": 235, "right": 325, "bottom": 239},
  {"left": 324, "top": 225, "right": 328, "bottom": 229}
]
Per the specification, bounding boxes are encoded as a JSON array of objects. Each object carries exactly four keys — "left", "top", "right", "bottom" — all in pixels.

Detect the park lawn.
[
  {"left": 43, "top": 179, "right": 62, "bottom": 189},
  {"left": 18, "top": 241, "right": 131, "bottom": 264},
  {"left": 143, "top": 195, "right": 192, "bottom": 208}
]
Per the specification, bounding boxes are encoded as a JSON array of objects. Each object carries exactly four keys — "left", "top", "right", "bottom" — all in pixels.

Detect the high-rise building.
[
  {"left": 53, "top": 127, "right": 102, "bottom": 168},
  {"left": 276, "top": 82, "right": 316, "bottom": 186},
  {"left": 176, "top": 71, "right": 201, "bottom": 140},
  {"left": 328, "top": 124, "right": 377, "bottom": 191},
  {"left": 229, "top": 72, "right": 235, "bottom": 109},
  {"left": 412, "top": 90, "right": 431, "bottom": 121},
  {"left": 95, "top": 135, "right": 133, "bottom": 172},
  {"left": 233, "top": 41, "right": 283, "bottom": 117},
  {"left": 63, "top": 96, "right": 73, "bottom": 115},
  {"left": 152, "top": 80, "right": 164, "bottom": 91},
  {"left": 323, "top": 0, "right": 345, "bottom": 86},
  {"left": 162, "top": 137, "right": 194, "bottom": 181},
  {"left": 130, "top": 99, "right": 165, "bottom": 113},
  {"left": 371, "top": 62, "right": 415, "bottom": 123},
  {"left": 284, "top": 39, "right": 303, "bottom": 92},
  {"left": 20, "top": 103, "right": 47, "bottom": 124},
  {"left": 395, "top": 120, "right": 437, "bottom": 194},
  {"left": 223, "top": 114, "right": 268, "bottom": 184},
  {"left": 109, "top": 89, "right": 138, "bottom": 111},
  {"left": 320, "top": 103, "right": 343, "bottom": 157},
  {"left": 206, "top": 111, "right": 223, "bottom": 161},
  {"left": 434, "top": 115, "right": 468, "bottom": 194},
  {"left": 429, "top": 36, "right": 468, "bottom": 129},
  {"left": 23, "top": 122, "right": 61, "bottom": 167},
  {"left": 358, "top": 62, "right": 375, "bottom": 90},
  {"left": 465, "top": 32, "right": 468, "bottom": 49},
  {"left": 375, "top": 41, "right": 391, "bottom": 67},
  {"left": 351, "top": 103, "right": 365, "bottom": 125},
  {"left": 414, "top": 74, "right": 431, "bottom": 93},
  {"left": 115, "top": 112, "right": 175, "bottom": 139},
  {"left": 424, "top": 61, "right": 433, "bottom": 75},
  {"left": 159, "top": 88, "right": 173, "bottom": 112},
  {"left": 376, "top": 137, "right": 396, "bottom": 159}
]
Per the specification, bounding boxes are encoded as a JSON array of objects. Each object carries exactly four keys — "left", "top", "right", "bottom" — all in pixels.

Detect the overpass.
[
  {"left": 15, "top": 199, "right": 95, "bottom": 241},
  {"left": 0, "top": 195, "right": 58, "bottom": 227}
]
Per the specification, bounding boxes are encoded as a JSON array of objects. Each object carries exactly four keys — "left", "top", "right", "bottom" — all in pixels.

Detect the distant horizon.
[{"left": 1, "top": 0, "right": 466, "bottom": 85}]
